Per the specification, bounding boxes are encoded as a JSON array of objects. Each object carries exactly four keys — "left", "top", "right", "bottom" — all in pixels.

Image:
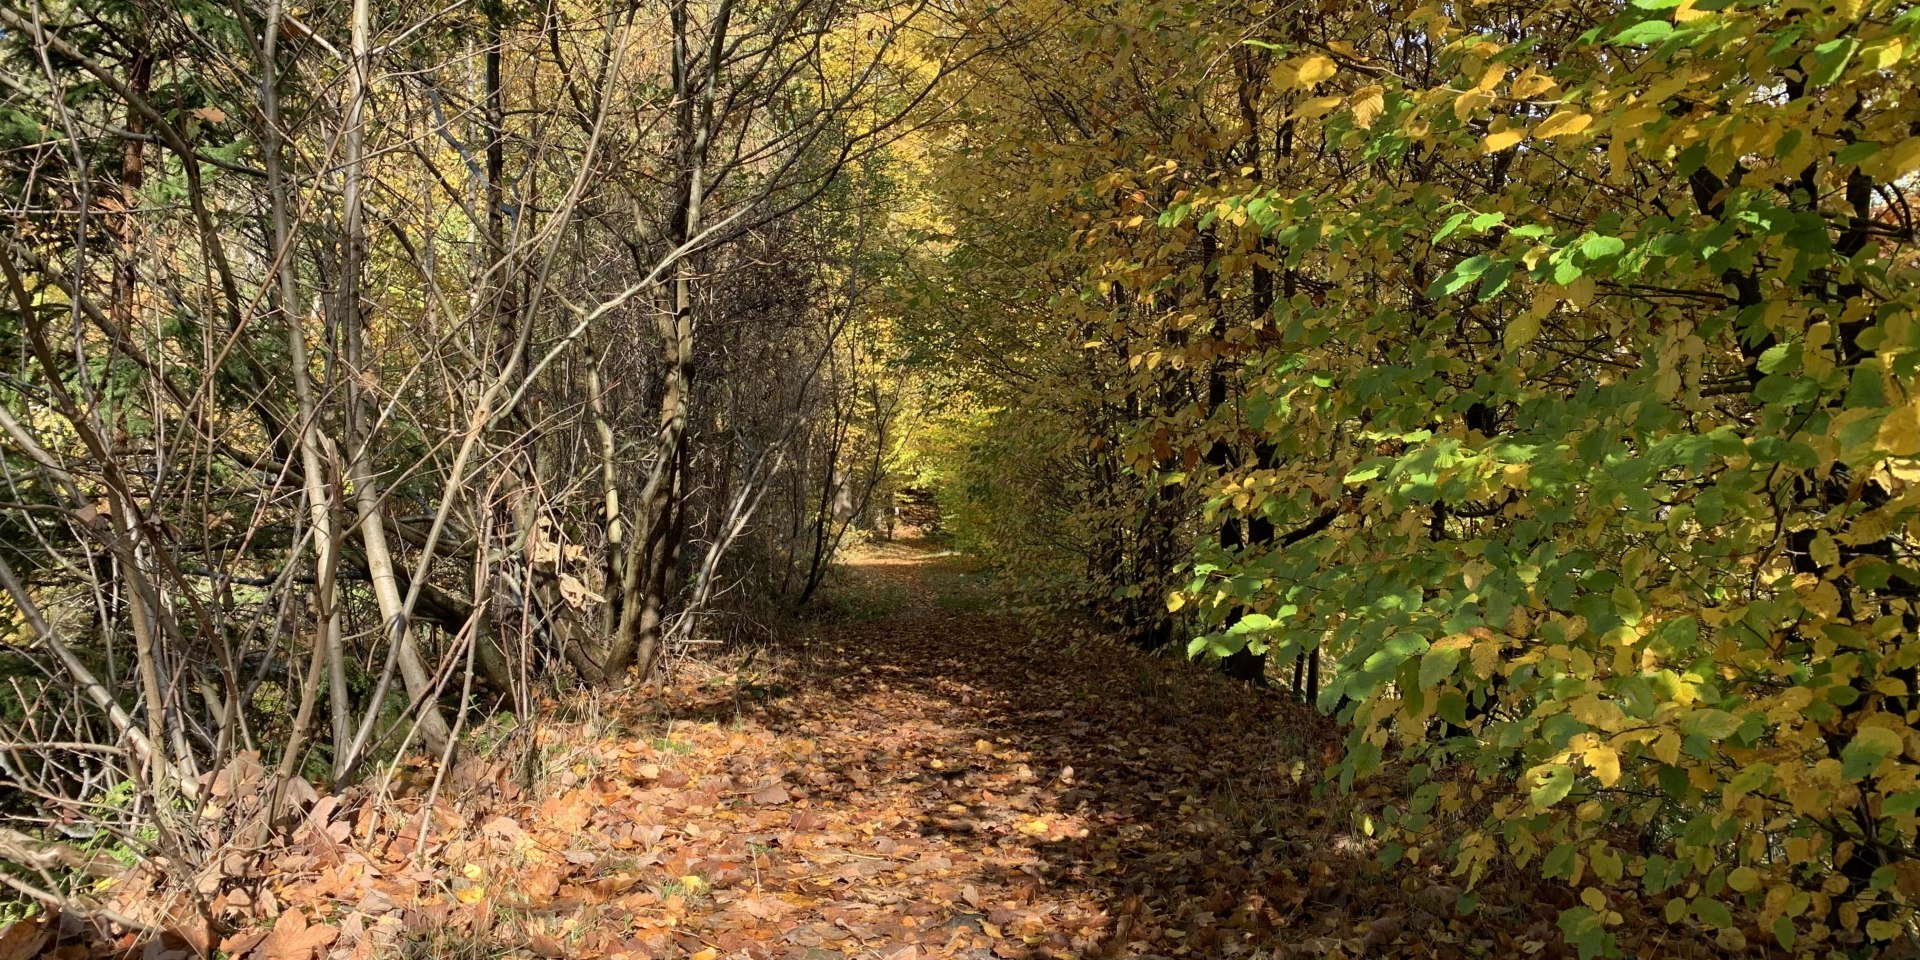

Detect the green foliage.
[
  {"left": 908, "top": 0, "right": 1920, "bottom": 953},
  {"left": 923, "top": 406, "right": 1085, "bottom": 595}
]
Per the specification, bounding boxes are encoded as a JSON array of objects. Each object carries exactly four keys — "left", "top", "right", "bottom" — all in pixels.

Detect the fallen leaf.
[
  {"left": 257, "top": 909, "right": 337, "bottom": 960},
  {"left": 0, "top": 918, "right": 49, "bottom": 960}
]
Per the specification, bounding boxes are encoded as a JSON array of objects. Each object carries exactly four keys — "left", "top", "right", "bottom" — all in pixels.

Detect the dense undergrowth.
[{"left": 895, "top": 1, "right": 1920, "bottom": 956}]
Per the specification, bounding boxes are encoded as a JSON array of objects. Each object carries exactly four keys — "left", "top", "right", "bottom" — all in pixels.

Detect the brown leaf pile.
[{"left": 19, "top": 542, "right": 1733, "bottom": 960}]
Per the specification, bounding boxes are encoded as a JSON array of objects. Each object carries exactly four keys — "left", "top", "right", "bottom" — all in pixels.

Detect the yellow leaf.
[
  {"left": 1586, "top": 743, "right": 1622, "bottom": 786},
  {"left": 1510, "top": 69, "right": 1557, "bottom": 98},
  {"left": 1504, "top": 312, "right": 1541, "bottom": 349},
  {"left": 1569, "top": 696, "right": 1626, "bottom": 731},
  {"left": 1869, "top": 136, "right": 1920, "bottom": 180},
  {"left": 1581, "top": 887, "right": 1607, "bottom": 911},
  {"left": 456, "top": 885, "right": 487, "bottom": 904},
  {"left": 1878, "top": 398, "right": 1920, "bottom": 456},
  {"left": 1349, "top": 85, "right": 1386, "bottom": 130},
  {"left": 1566, "top": 276, "right": 1597, "bottom": 308},
  {"left": 1809, "top": 532, "right": 1840, "bottom": 570},
  {"left": 1292, "top": 54, "right": 1337, "bottom": 88},
  {"left": 1840, "top": 507, "right": 1892, "bottom": 546},
  {"left": 1484, "top": 127, "right": 1525, "bottom": 153},
  {"left": 679, "top": 874, "right": 708, "bottom": 893},
  {"left": 1655, "top": 364, "right": 1682, "bottom": 400},
  {"left": 1666, "top": 0, "right": 1712, "bottom": 21},
  {"left": 1728, "top": 866, "right": 1761, "bottom": 892},
  {"left": 1652, "top": 731, "right": 1680, "bottom": 765},
  {"left": 1454, "top": 88, "right": 1496, "bottom": 121},
  {"left": 1294, "top": 95, "right": 1344, "bottom": 119},
  {"left": 1802, "top": 580, "right": 1843, "bottom": 619},
  {"left": 1864, "top": 36, "right": 1907, "bottom": 70},
  {"left": 1470, "top": 639, "right": 1501, "bottom": 678},
  {"left": 691, "top": 950, "right": 719, "bottom": 960},
  {"left": 1167, "top": 592, "right": 1187, "bottom": 613},
  {"left": 1533, "top": 111, "right": 1592, "bottom": 139}
]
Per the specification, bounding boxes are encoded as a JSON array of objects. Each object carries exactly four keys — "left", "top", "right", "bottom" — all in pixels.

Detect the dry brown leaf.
[{"left": 256, "top": 909, "right": 338, "bottom": 960}]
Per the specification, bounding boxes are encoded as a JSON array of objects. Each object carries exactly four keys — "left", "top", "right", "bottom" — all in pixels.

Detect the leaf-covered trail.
[
  {"left": 204, "top": 541, "right": 1714, "bottom": 960},
  {"left": 420, "top": 540, "right": 1520, "bottom": 960}
]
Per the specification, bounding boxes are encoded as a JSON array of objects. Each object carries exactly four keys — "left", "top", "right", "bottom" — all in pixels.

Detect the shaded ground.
[{"left": 37, "top": 540, "right": 1728, "bottom": 960}]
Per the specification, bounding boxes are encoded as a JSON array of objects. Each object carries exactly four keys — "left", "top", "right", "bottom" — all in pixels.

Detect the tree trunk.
[
  {"left": 258, "top": 0, "right": 354, "bottom": 774},
  {"left": 340, "top": 0, "right": 452, "bottom": 753},
  {"left": 604, "top": 0, "right": 732, "bottom": 682}
]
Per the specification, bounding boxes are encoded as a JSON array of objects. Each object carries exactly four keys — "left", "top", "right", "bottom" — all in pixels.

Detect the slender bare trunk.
[
  {"left": 606, "top": 0, "right": 731, "bottom": 680},
  {"left": 259, "top": 0, "right": 352, "bottom": 772},
  {"left": 339, "top": 0, "right": 452, "bottom": 751}
]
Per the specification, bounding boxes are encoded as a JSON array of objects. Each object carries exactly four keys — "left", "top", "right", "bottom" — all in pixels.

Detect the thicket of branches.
[{"left": 0, "top": 0, "right": 941, "bottom": 919}]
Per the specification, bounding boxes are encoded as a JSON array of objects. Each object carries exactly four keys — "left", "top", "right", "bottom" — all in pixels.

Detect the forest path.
[
  {"left": 544, "top": 537, "right": 1352, "bottom": 960},
  {"left": 408, "top": 539, "right": 1530, "bottom": 960},
  {"left": 225, "top": 541, "right": 1590, "bottom": 960}
]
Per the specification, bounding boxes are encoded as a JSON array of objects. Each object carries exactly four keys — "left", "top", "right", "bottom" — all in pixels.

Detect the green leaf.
[
  {"left": 1811, "top": 38, "right": 1860, "bottom": 87},
  {"left": 1693, "top": 897, "right": 1733, "bottom": 929},
  {"left": 1841, "top": 727, "right": 1903, "bottom": 780},
  {"left": 1429, "top": 254, "right": 1492, "bottom": 298},
  {"left": 1419, "top": 647, "right": 1462, "bottom": 688},
  {"left": 1773, "top": 915, "right": 1797, "bottom": 950},
  {"left": 1756, "top": 342, "right": 1794, "bottom": 374},
  {"left": 1836, "top": 140, "right": 1879, "bottom": 166},
  {"left": 1680, "top": 708, "right": 1741, "bottom": 739},
  {"left": 1609, "top": 20, "right": 1673, "bottom": 46},
  {"left": 1228, "top": 613, "right": 1275, "bottom": 634},
  {"left": 1579, "top": 234, "right": 1626, "bottom": 260},
  {"left": 1532, "top": 763, "right": 1575, "bottom": 807},
  {"left": 1885, "top": 791, "right": 1920, "bottom": 816},
  {"left": 1361, "top": 633, "right": 1430, "bottom": 677},
  {"left": 1435, "top": 211, "right": 1475, "bottom": 241},
  {"left": 1477, "top": 260, "right": 1517, "bottom": 301},
  {"left": 1551, "top": 250, "right": 1585, "bottom": 284},
  {"left": 1543, "top": 842, "right": 1579, "bottom": 878},
  {"left": 1726, "top": 763, "right": 1772, "bottom": 796},
  {"left": 1456, "top": 891, "right": 1480, "bottom": 916},
  {"left": 1557, "top": 906, "right": 1612, "bottom": 960}
]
